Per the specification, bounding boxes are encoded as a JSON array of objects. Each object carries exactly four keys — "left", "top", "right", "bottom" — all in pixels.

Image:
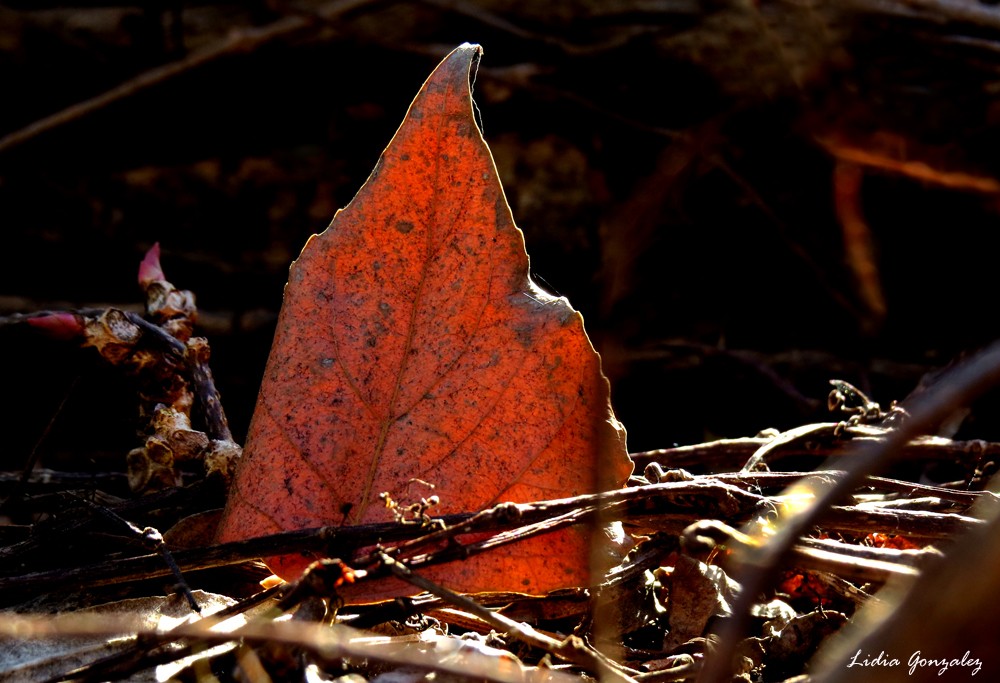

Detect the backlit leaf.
[{"left": 215, "top": 44, "right": 632, "bottom": 600}]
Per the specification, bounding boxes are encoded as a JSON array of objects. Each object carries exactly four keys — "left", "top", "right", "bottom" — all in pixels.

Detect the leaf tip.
[{"left": 445, "top": 43, "right": 483, "bottom": 78}]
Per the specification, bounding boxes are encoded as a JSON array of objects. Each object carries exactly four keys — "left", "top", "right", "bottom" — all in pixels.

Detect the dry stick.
[
  {"left": 632, "top": 431, "right": 1000, "bottom": 474},
  {"left": 52, "top": 585, "right": 283, "bottom": 683},
  {"left": 377, "top": 552, "right": 638, "bottom": 683},
  {"left": 0, "top": 613, "right": 579, "bottom": 683},
  {"left": 0, "top": 477, "right": 219, "bottom": 563},
  {"left": 67, "top": 493, "right": 202, "bottom": 614},
  {"left": 0, "top": 0, "right": 379, "bottom": 154},
  {"left": 798, "top": 535, "right": 942, "bottom": 569},
  {"left": 696, "top": 338, "right": 1000, "bottom": 683},
  {"left": 724, "top": 470, "right": 988, "bottom": 506},
  {"left": 392, "top": 506, "right": 600, "bottom": 576},
  {"left": 741, "top": 422, "right": 840, "bottom": 472},
  {"left": 266, "top": 478, "right": 973, "bottom": 591},
  {"left": 0, "top": 480, "right": 756, "bottom": 595},
  {"left": 634, "top": 658, "right": 699, "bottom": 683},
  {"left": 0, "top": 469, "right": 128, "bottom": 496},
  {"left": 0, "top": 519, "right": 455, "bottom": 593},
  {"left": 819, "top": 504, "right": 981, "bottom": 539},
  {"left": 327, "top": 491, "right": 971, "bottom": 591},
  {"left": 685, "top": 520, "right": 924, "bottom": 585},
  {"left": 357, "top": 480, "right": 767, "bottom": 575},
  {"left": 118, "top": 309, "right": 188, "bottom": 356},
  {"left": 399, "top": 495, "right": 955, "bottom": 587},
  {"left": 185, "top": 337, "right": 233, "bottom": 442},
  {"left": 0, "top": 477, "right": 982, "bottom": 595},
  {"left": 341, "top": 588, "right": 588, "bottom": 632},
  {"left": 790, "top": 543, "right": 919, "bottom": 584}
]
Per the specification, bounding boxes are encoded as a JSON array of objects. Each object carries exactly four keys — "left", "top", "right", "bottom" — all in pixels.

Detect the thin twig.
[
  {"left": 0, "top": 0, "right": 379, "bottom": 154},
  {"left": 0, "top": 479, "right": 220, "bottom": 565},
  {"left": 698, "top": 339, "right": 1000, "bottom": 683},
  {"left": 52, "top": 585, "right": 281, "bottom": 683},
  {"left": 0, "top": 474, "right": 985, "bottom": 599},
  {"left": 185, "top": 337, "right": 233, "bottom": 442},
  {"left": 632, "top": 430, "right": 1000, "bottom": 474},
  {"left": 0, "top": 612, "right": 580, "bottom": 683},
  {"left": 378, "top": 552, "right": 638, "bottom": 683},
  {"left": 0, "top": 469, "right": 128, "bottom": 495},
  {"left": 741, "top": 423, "right": 839, "bottom": 472},
  {"left": 67, "top": 493, "right": 201, "bottom": 613}
]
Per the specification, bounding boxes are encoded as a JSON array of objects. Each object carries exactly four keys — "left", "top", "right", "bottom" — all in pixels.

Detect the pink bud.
[
  {"left": 138, "top": 243, "right": 165, "bottom": 287},
  {"left": 26, "top": 313, "right": 85, "bottom": 340}
]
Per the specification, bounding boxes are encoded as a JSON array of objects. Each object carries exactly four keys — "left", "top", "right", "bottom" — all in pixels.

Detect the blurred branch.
[{"left": 0, "top": 0, "right": 378, "bottom": 154}]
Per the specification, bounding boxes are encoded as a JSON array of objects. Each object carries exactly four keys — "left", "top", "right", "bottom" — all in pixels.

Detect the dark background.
[{"left": 4, "top": 0, "right": 1000, "bottom": 474}]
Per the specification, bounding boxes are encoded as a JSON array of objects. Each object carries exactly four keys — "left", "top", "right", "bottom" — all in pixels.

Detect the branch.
[
  {"left": 698, "top": 338, "right": 1000, "bottom": 683},
  {"left": 0, "top": 0, "right": 379, "bottom": 154},
  {"left": 379, "top": 553, "right": 638, "bottom": 683}
]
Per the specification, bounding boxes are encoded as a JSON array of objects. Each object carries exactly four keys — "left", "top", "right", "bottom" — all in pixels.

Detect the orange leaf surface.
[{"left": 215, "top": 44, "right": 632, "bottom": 600}]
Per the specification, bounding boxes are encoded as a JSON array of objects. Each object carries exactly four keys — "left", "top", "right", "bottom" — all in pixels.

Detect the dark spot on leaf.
[{"left": 396, "top": 220, "right": 414, "bottom": 234}]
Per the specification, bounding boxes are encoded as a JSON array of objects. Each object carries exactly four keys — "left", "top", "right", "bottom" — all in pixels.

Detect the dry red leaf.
[
  {"left": 215, "top": 44, "right": 632, "bottom": 600},
  {"left": 778, "top": 571, "right": 831, "bottom": 604},
  {"left": 865, "top": 533, "right": 921, "bottom": 550}
]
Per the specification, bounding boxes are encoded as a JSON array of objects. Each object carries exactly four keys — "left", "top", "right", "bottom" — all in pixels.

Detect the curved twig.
[
  {"left": 0, "top": 0, "right": 377, "bottom": 155},
  {"left": 698, "top": 339, "right": 1000, "bottom": 683}
]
